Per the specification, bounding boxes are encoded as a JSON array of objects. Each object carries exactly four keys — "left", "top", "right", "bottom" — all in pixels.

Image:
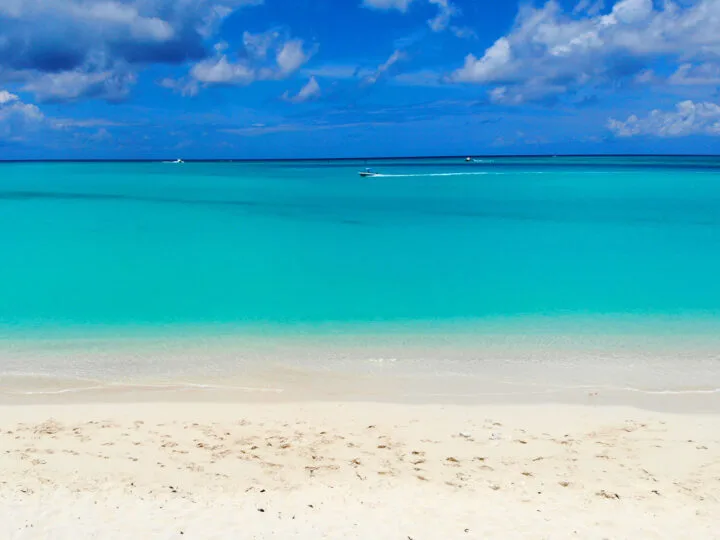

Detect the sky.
[{"left": 1, "top": 0, "right": 720, "bottom": 159}]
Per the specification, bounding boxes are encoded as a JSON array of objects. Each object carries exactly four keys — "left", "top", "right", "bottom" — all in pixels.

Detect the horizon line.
[{"left": 2, "top": 153, "right": 720, "bottom": 163}]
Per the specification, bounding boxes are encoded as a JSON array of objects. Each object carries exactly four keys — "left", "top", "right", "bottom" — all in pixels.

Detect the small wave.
[
  {"left": 401, "top": 386, "right": 720, "bottom": 399},
  {"left": 481, "top": 379, "right": 720, "bottom": 396},
  {"left": 5, "top": 385, "right": 109, "bottom": 396},
  {"left": 366, "top": 358, "right": 398, "bottom": 364},
  {"left": 601, "top": 386, "right": 720, "bottom": 395},
  {"left": 524, "top": 381, "right": 720, "bottom": 395},
  {"left": 500, "top": 382, "right": 720, "bottom": 396},
  {"left": 149, "top": 382, "right": 284, "bottom": 393},
  {"left": 1, "top": 380, "right": 284, "bottom": 396}
]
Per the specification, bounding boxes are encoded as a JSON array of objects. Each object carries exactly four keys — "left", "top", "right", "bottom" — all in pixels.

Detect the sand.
[{"left": 0, "top": 401, "right": 718, "bottom": 539}]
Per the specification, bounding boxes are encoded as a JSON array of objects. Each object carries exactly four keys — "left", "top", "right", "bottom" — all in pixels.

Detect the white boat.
[
  {"left": 173, "top": 158, "right": 184, "bottom": 164},
  {"left": 358, "top": 168, "right": 377, "bottom": 177}
]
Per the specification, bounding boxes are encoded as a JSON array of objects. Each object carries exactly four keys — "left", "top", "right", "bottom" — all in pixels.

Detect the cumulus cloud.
[
  {"left": 282, "top": 76, "right": 321, "bottom": 103},
  {"left": 454, "top": 38, "right": 512, "bottom": 84},
  {"left": 362, "top": 0, "right": 464, "bottom": 34},
  {"left": 451, "top": 0, "right": 720, "bottom": 104},
  {"left": 608, "top": 101, "right": 720, "bottom": 137},
  {"left": 0, "top": 0, "right": 261, "bottom": 102},
  {"left": 191, "top": 56, "right": 256, "bottom": 85},
  {"left": 276, "top": 40, "right": 313, "bottom": 74},
  {"left": 0, "top": 91, "right": 18, "bottom": 105},
  {"left": 24, "top": 70, "right": 137, "bottom": 103},
  {"left": 0, "top": 89, "right": 44, "bottom": 139},
  {"left": 182, "top": 30, "right": 316, "bottom": 90}
]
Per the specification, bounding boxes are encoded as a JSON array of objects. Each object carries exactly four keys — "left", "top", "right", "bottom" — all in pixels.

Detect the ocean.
[{"left": 2, "top": 157, "right": 720, "bottom": 400}]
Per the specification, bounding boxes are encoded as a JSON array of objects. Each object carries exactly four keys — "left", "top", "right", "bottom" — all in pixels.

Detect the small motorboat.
[{"left": 358, "top": 168, "right": 377, "bottom": 177}]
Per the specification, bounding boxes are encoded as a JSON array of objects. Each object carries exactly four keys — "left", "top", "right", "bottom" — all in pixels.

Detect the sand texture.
[{"left": 0, "top": 402, "right": 719, "bottom": 539}]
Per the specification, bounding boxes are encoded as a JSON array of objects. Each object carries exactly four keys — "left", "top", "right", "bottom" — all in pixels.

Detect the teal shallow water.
[
  {"left": 2, "top": 157, "right": 720, "bottom": 327},
  {"left": 1, "top": 157, "right": 720, "bottom": 392}
]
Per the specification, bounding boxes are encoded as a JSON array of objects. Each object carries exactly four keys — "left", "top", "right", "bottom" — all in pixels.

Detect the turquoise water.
[
  {"left": 2, "top": 157, "right": 720, "bottom": 393},
  {"left": 1, "top": 157, "right": 720, "bottom": 329}
]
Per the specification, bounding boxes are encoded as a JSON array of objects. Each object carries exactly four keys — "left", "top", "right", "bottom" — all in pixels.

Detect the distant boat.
[
  {"left": 465, "top": 157, "right": 472, "bottom": 162},
  {"left": 358, "top": 168, "right": 377, "bottom": 177},
  {"left": 173, "top": 158, "right": 184, "bottom": 164}
]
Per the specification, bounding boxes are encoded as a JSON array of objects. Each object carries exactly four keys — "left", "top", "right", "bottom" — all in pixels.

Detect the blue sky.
[{"left": 1, "top": 0, "right": 720, "bottom": 158}]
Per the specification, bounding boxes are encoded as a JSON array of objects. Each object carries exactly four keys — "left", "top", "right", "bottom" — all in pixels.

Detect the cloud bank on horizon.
[{"left": 1, "top": 0, "right": 720, "bottom": 157}]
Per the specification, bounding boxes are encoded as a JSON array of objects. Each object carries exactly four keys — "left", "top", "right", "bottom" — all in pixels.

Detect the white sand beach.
[{"left": 1, "top": 400, "right": 718, "bottom": 539}]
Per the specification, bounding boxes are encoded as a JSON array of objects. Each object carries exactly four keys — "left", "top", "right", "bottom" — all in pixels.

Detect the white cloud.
[
  {"left": 363, "top": 50, "right": 406, "bottom": 85},
  {"left": 609, "top": 0, "right": 652, "bottom": 24},
  {"left": 451, "top": 0, "right": 720, "bottom": 104},
  {"left": 0, "top": 90, "right": 19, "bottom": 105},
  {"left": 362, "top": 0, "right": 414, "bottom": 12},
  {"left": 573, "top": 0, "right": 606, "bottom": 16},
  {"left": 191, "top": 56, "right": 256, "bottom": 85},
  {"left": 427, "top": 0, "right": 458, "bottom": 31},
  {"left": 453, "top": 38, "right": 512, "bottom": 84},
  {"left": 634, "top": 69, "right": 658, "bottom": 84},
  {"left": 176, "top": 31, "right": 316, "bottom": 91},
  {"left": 489, "top": 81, "right": 566, "bottom": 106},
  {"left": 669, "top": 63, "right": 720, "bottom": 86},
  {"left": 1, "top": 1, "right": 179, "bottom": 42},
  {"left": 0, "top": 0, "right": 262, "bottom": 102},
  {"left": 52, "top": 118, "right": 131, "bottom": 129},
  {"left": 222, "top": 119, "right": 396, "bottom": 136},
  {"left": 242, "top": 30, "right": 279, "bottom": 60},
  {"left": 449, "top": 26, "right": 477, "bottom": 39},
  {"left": 158, "top": 77, "right": 199, "bottom": 97},
  {"left": 282, "top": 76, "right": 321, "bottom": 103},
  {"left": 77, "top": 2, "right": 175, "bottom": 41},
  {"left": 0, "top": 89, "right": 44, "bottom": 139},
  {"left": 276, "top": 39, "right": 313, "bottom": 74},
  {"left": 609, "top": 100, "right": 720, "bottom": 137},
  {"left": 362, "top": 0, "right": 463, "bottom": 34},
  {"left": 24, "top": 70, "right": 136, "bottom": 102},
  {"left": 0, "top": 0, "right": 261, "bottom": 36},
  {"left": 88, "top": 127, "right": 113, "bottom": 142},
  {"left": 0, "top": 87, "right": 130, "bottom": 143}
]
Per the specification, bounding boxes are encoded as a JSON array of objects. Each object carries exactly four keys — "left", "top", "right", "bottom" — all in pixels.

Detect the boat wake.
[{"left": 373, "top": 172, "right": 491, "bottom": 178}]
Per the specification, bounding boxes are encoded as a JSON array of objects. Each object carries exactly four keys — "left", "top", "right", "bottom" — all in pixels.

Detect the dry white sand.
[{"left": 0, "top": 401, "right": 719, "bottom": 539}]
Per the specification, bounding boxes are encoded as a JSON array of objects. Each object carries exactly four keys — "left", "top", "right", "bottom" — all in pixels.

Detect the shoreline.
[
  {"left": 3, "top": 330, "right": 719, "bottom": 537},
  {"left": 2, "top": 322, "right": 719, "bottom": 536},
  {"left": 2, "top": 378, "right": 720, "bottom": 414},
  {"left": 3, "top": 323, "right": 720, "bottom": 409},
  {"left": 1, "top": 359, "right": 720, "bottom": 411},
  {"left": 2, "top": 341, "right": 720, "bottom": 413}
]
